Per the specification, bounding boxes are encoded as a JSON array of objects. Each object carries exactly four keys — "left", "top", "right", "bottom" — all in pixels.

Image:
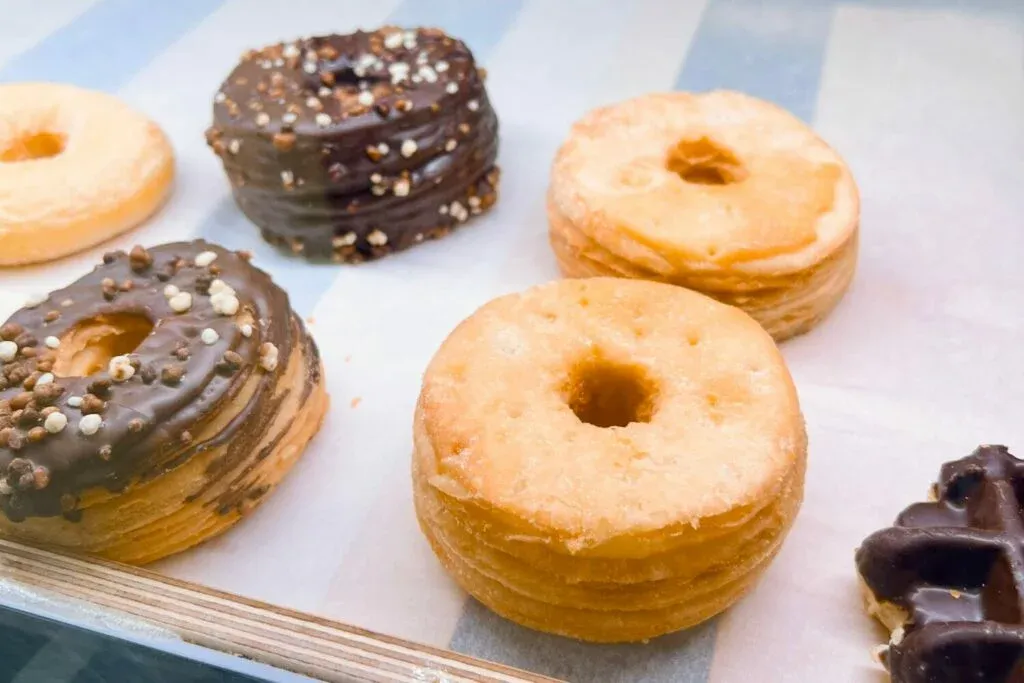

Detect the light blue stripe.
[
  {"left": 450, "top": 600, "right": 717, "bottom": 683},
  {"left": 674, "top": 0, "right": 836, "bottom": 122},
  {"left": 0, "top": 0, "right": 225, "bottom": 90},
  {"left": 195, "top": 0, "right": 524, "bottom": 317}
]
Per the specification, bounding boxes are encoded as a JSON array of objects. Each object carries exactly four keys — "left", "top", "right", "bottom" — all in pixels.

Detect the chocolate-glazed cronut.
[
  {"left": 856, "top": 445, "right": 1024, "bottom": 682},
  {"left": 206, "top": 27, "right": 500, "bottom": 262},
  {"left": 0, "top": 241, "right": 320, "bottom": 525}
]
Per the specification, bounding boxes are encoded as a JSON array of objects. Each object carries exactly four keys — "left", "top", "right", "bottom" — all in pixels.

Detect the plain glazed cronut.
[
  {"left": 0, "top": 241, "right": 327, "bottom": 564},
  {"left": 0, "top": 83, "right": 174, "bottom": 266},
  {"left": 414, "top": 277, "right": 807, "bottom": 642},
  {"left": 548, "top": 90, "right": 859, "bottom": 341}
]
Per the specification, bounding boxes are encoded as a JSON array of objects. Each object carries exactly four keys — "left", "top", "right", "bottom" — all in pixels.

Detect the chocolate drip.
[
  {"left": 206, "top": 27, "right": 500, "bottom": 262},
  {"left": 856, "top": 445, "right": 1024, "bottom": 682},
  {"left": 0, "top": 241, "right": 312, "bottom": 520}
]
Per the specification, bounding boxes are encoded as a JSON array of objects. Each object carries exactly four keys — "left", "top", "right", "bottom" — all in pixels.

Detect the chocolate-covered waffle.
[{"left": 856, "top": 445, "right": 1024, "bottom": 682}]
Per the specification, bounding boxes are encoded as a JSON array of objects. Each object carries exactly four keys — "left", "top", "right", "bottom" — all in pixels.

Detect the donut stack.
[
  {"left": 548, "top": 91, "right": 859, "bottom": 341},
  {"left": 206, "top": 27, "right": 499, "bottom": 262},
  {"left": 414, "top": 278, "right": 807, "bottom": 642}
]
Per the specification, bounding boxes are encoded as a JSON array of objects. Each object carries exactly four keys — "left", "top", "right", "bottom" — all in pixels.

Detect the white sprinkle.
[
  {"left": 370, "top": 173, "right": 383, "bottom": 184},
  {"left": 44, "top": 412, "right": 68, "bottom": 434},
  {"left": 445, "top": 139, "right": 458, "bottom": 152},
  {"left": 281, "top": 170, "right": 295, "bottom": 188},
  {"left": 79, "top": 414, "right": 102, "bottom": 436},
  {"left": 274, "top": 58, "right": 285, "bottom": 68},
  {"left": 450, "top": 201, "right": 468, "bottom": 222},
  {"left": 35, "top": 373, "right": 54, "bottom": 386},
  {"left": 384, "top": 32, "right": 403, "bottom": 49},
  {"left": 168, "top": 292, "right": 193, "bottom": 313},
  {"left": 418, "top": 66, "right": 437, "bottom": 83},
  {"left": 414, "top": 233, "right": 424, "bottom": 242},
  {"left": 333, "top": 232, "right": 357, "bottom": 247},
  {"left": 371, "top": 185, "right": 386, "bottom": 196},
  {"left": 318, "top": 86, "right": 332, "bottom": 98},
  {"left": 445, "top": 82, "right": 459, "bottom": 95},
  {"left": 388, "top": 62, "right": 410, "bottom": 83},
  {"left": 402, "top": 30, "right": 417, "bottom": 49},
  {"left": 228, "top": 139, "right": 241, "bottom": 155},
  {"left": 255, "top": 112, "right": 271, "bottom": 128},
  {"left": 283, "top": 44, "right": 300, "bottom": 59},
  {"left": 400, "top": 139, "right": 417, "bottom": 158},
  {"left": 0, "top": 341, "right": 17, "bottom": 362},
  {"left": 393, "top": 178, "right": 410, "bottom": 197},
  {"left": 24, "top": 292, "right": 47, "bottom": 308},
  {"left": 468, "top": 196, "right": 482, "bottom": 208},
  {"left": 315, "top": 112, "right": 332, "bottom": 128},
  {"left": 306, "top": 96, "right": 322, "bottom": 110},
  {"left": 377, "top": 142, "right": 390, "bottom": 155},
  {"left": 60, "top": 299, "right": 73, "bottom": 308},
  {"left": 367, "top": 229, "right": 388, "bottom": 247},
  {"left": 194, "top": 251, "right": 218, "bottom": 267},
  {"left": 282, "top": 112, "right": 298, "bottom": 125},
  {"left": 239, "top": 324, "right": 253, "bottom": 338},
  {"left": 438, "top": 204, "right": 449, "bottom": 215},
  {"left": 201, "top": 328, "right": 220, "bottom": 345},
  {"left": 302, "top": 61, "right": 317, "bottom": 74},
  {"left": 357, "top": 90, "right": 375, "bottom": 106},
  {"left": 211, "top": 292, "right": 240, "bottom": 316},
  {"left": 108, "top": 356, "right": 135, "bottom": 382},
  {"left": 358, "top": 53, "right": 377, "bottom": 68},
  {"left": 163, "top": 285, "right": 180, "bottom": 299},
  {"left": 67, "top": 396, "right": 83, "bottom": 408},
  {"left": 436, "top": 60, "right": 449, "bottom": 73},
  {"left": 208, "top": 279, "right": 234, "bottom": 296},
  {"left": 259, "top": 343, "right": 280, "bottom": 372},
  {"left": 467, "top": 99, "right": 480, "bottom": 111},
  {"left": 215, "top": 92, "right": 227, "bottom": 104},
  {"left": 411, "top": 74, "right": 423, "bottom": 84},
  {"left": 416, "top": 51, "right": 429, "bottom": 65},
  {"left": 44, "top": 336, "right": 60, "bottom": 349}
]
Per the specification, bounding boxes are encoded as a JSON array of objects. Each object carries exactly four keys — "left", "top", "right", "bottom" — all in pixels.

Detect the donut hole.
[
  {"left": 52, "top": 314, "right": 155, "bottom": 377},
  {"left": 562, "top": 359, "right": 658, "bottom": 429},
  {"left": 1, "top": 131, "right": 66, "bottom": 162},
  {"left": 666, "top": 136, "right": 747, "bottom": 186}
]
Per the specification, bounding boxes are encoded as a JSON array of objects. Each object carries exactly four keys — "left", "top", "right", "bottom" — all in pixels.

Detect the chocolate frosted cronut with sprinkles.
[
  {"left": 205, "top": 27, "right": 500, "bottom": 263},
  {"left": 0, "top": 241, "right": 328, "bottom": 564}
]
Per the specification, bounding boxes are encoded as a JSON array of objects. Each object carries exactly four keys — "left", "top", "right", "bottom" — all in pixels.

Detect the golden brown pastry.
[
  {"left": 0, "top": 241, "right": 327, "bottom": 564},
  {"left": 414, "top": 277, "right": 807, "bottom": 642},
  {"left": 0, "top": 83, "right": 174, "bottom": 266},
  {"left": 548, "top": 90, "right": 859, "bottom": 341}
]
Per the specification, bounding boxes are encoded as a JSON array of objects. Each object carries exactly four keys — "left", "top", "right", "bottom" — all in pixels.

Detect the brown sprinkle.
[
  {"left": 128, "top": 418, "right": 146, "bottom": 433},
  {"left": 129, "top": 245, "right": 153, "bottom": 272},
  {"left": 161, "top": 364, "right": 186, "bottom": 386},
  {"left": 273, "top": 132, "right": 296, "bottom": 152},
  {"left": 26, "top": 427, "right": 46, "bottom": 443},
  {"left": 43, "top": 310, "right": 60, "bottom": 323},
  {"left": 98, "top": 445, "right": 113, "bottom": 461},
  {"left": 80, "top": 394, "right": 106, "bottom": 415},
  {"left": 32, "top": 466, "right": 50, "bottom": 490}
]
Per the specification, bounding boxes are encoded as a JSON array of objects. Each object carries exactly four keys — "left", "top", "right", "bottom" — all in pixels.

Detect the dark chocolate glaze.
[
  {"left": 0, "top": 241, "right": 317, "bottom": 521},
  {"left": 855, "top": 445, "right": 1024, "bottom": 682},
  {"left": 206, "top": 27, "right": 500, "bottom": 262}
]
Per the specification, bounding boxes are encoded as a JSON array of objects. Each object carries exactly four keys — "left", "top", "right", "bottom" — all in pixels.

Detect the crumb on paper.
[
  {"left": 344, "top": 354, "right": 351, "bottom": 363},
  {"left": 351, "top": 397, "right": 362, "bottom": 408}
]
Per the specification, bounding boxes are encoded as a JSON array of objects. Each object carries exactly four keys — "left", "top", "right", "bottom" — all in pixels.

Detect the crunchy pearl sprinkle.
[
  {"left": 201, "top": 328, "right": 220, "bottom": 345},
  {"left": 44, "top": 336, "right": 60, "bottom": 349},
  {"left": 211, "top": 291, "right": 240, "bottom": 316},
  {"left": 367, "top": 229, "right": 388, "bottom": 247},
  {"left": 67, "top": 396, "right": 83, "bottom": 408},
  {"left": 163, "top": 284, "right": 180, "bottom": 298},
  {"left": 209, "top": 279, "right": 233, "bottom": 296},
  {"left": 255, "top": 112, "right": 271, "bottom": 127},
  {"left": 445, "top": 82, "right": 459, "bottom": 95},
  {"left": 239, "top": 323, "right": 253, "bottom": 338},
  {"left": 108, "top": 356, "right": 135, "bottom": 382},
  {"left": 357, "top": 90, "right": 375, "bottom": 107},
  {"left": 315, "top": 113, "right": 332, "bottom": 128},
  {"left": 169, "top": 292, "right": 193, "bottom": 313},
  {"left": 401, "top": 140, "right": 418, "bottom": 158},
  {"left": 259, "top": 343, "right": 279, "bottom": 372},
  {"left": 78, "top": 414, "right": 102, "bottom": 436},
  {"left": 44, "top": 412, "right": 68, "bottom": 434},
  {"left": 194, "top": 251, "right": 218, "bottom": 267},
  {"left": 35, "top": 373, "right": 55, "bottom": 386},
  {"left": 393, "top": 178, "right": 411, "bottom": 197},
  {"left": 0, "top": 341, "right": 19, "bottom": 362}
]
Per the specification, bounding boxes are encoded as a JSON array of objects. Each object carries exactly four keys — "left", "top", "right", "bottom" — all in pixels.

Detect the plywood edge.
[{"left": 0, "top": 539, "right": 561, "bottom": 683}]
